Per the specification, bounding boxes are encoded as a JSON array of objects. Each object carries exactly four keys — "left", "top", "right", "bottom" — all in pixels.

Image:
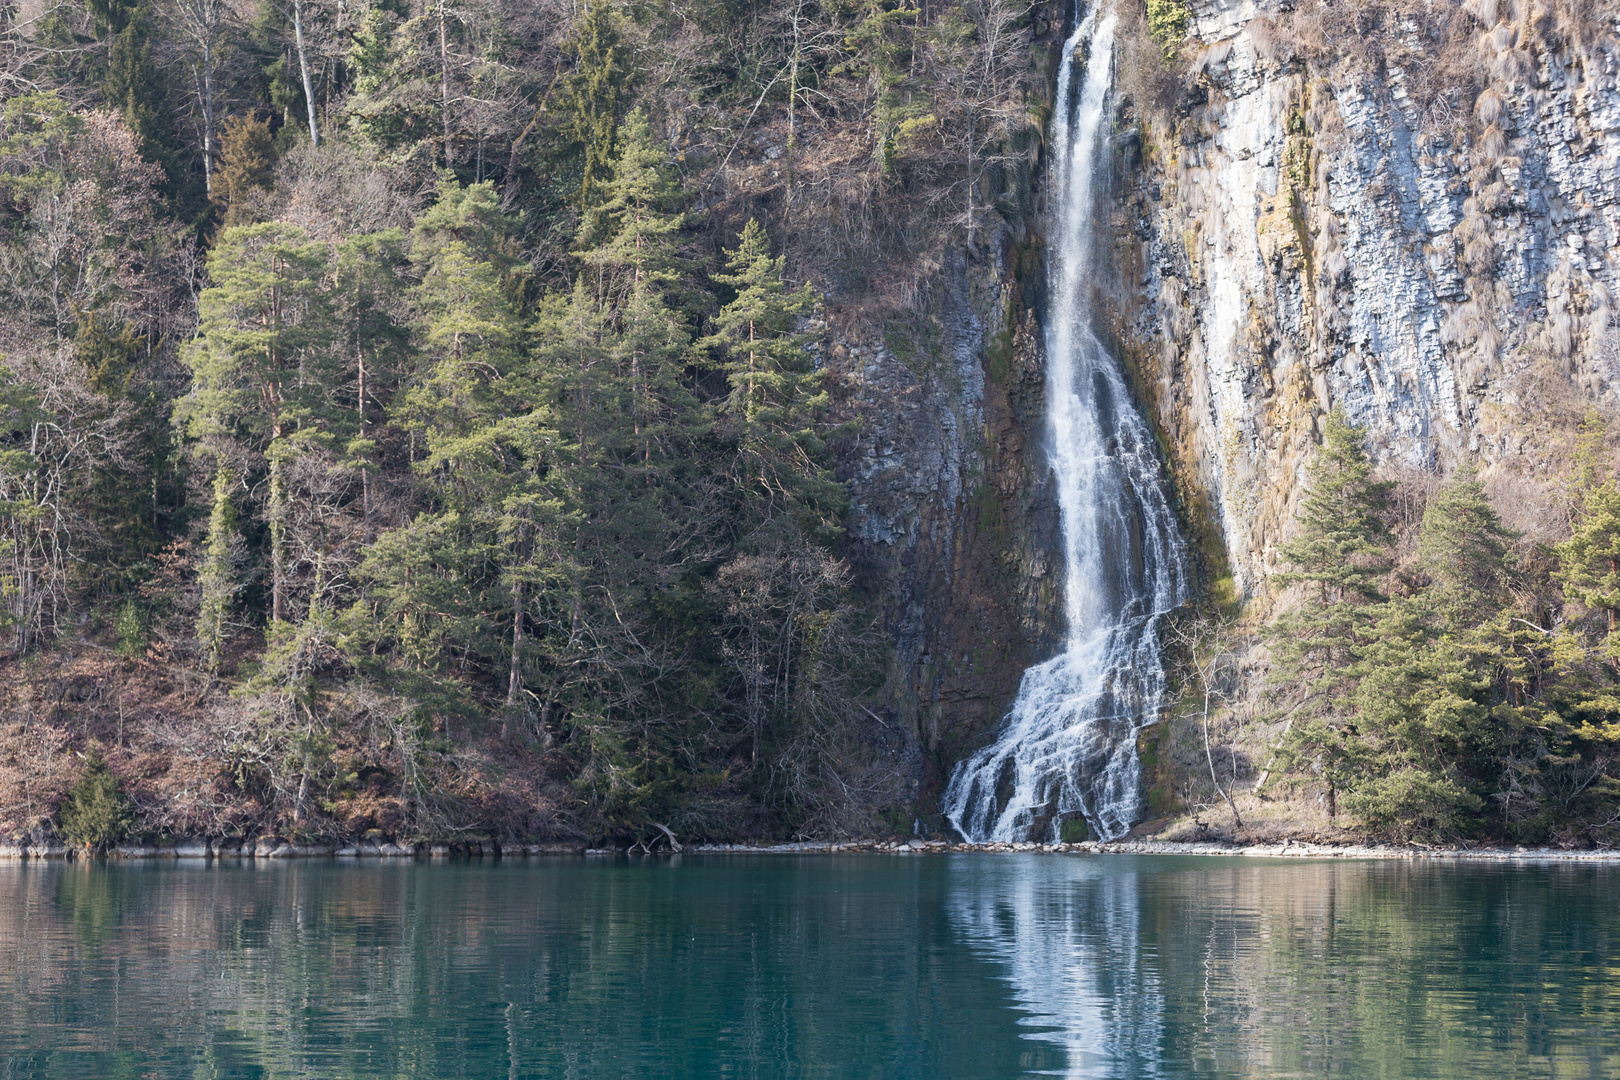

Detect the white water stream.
[{"left": 942, "top": 9, "right": 1189, "bottom": 844}]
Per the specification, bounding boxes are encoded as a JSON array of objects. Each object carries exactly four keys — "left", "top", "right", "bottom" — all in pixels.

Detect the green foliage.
[
  {"left": 1415, "top": 465, "right": 1517, "bottom": 626},
  {"left": 58, "top": 750, "right": 135, "bottom": 849},
  {"left": 1271, "top": 416, "right": 1619, "bottom": 841},
  {"left": 104, "top": 7, "right": 172, "bottom": 170},
  {"left": 704, "top": 219, "right": 845, "bottom": 541},
  {"left": 1554, "top": 415, "right": 1620, "bottom": 632},
  {"left": 346, "top": 5, "right": 438, "bottom": 155},
  {"left": 1146, "top": 0, "right": 1191, "bottom": 59},
  {"left": 558, "top": 0, "right": 633, "bottom": 207},
  {"left": 1269, "top": 411, "right": 1391, "bottom": 711},
  {"left": 0, "top": 93, "right": 82, "bottom": 204},
  {"left": 1275, "top": 410, "right": 1393, "bottom": 603},
  {"left": 114, "top": 597, "right": 146, "bottom": 661},
  {"left": 836, "top": 0, "right": 932, "bottom": 175},
  {"left": 196, "top": 465, "right": 240, "bottom": 670}
]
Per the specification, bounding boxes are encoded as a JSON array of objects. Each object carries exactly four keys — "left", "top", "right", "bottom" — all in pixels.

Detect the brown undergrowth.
[{"left": 0, "top": 639, "right": 581, "bottom": 847}]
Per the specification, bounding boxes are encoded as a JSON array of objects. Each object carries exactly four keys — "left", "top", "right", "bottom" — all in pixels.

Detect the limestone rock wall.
[{"left": 1120, "top": 0, "right": 1620, "bottom": 592}]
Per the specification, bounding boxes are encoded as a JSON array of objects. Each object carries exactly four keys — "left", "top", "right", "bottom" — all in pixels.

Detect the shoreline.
[
  {"left": 686, "top": 839, "right": 1620, "bottom": 862},
  {"left": 3, "top": 838, "right": 1618, "bottom": 862}
]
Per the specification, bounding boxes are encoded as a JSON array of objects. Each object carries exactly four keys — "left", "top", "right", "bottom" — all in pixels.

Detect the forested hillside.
[
  {"left": 3, "top": 0, "right": 1618, "bottom": 853},
  {"left": 0, "top": 0, "right": 1044, "bottom": 848}
]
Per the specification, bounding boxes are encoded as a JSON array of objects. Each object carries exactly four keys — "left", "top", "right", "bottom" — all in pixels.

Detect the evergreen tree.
[
  {"left": 58, "top": 749, "right": 135, "bottom": 850},
  {"left": 1270, "top": 411, "right": 1392, "bottom": 816},
  {"left": 366, "top": 180, "right": 554, "bottom": 729},
  {"left": 1276, "top": 410, "right": 1394, "bottom": 603},
  {"left": 196, "top": 464, "right": 241, "bottom": 671},
  {"left": 70, "top": 312, "right": 177, "bottom": 595},
  {"left": 177, "top": 221, "right": 335, "bottom": 625},
  {"left": 558, "top": 0, "right": 632, "bottom": 207},
  {"left": 703, "top": 219, "right": 843, "bottom": 540},
  {"left": 104, "top": 6, "right": 173, "bottom": 172},
  {"left": 1341, "top": 600, "right": 1491, "bottom": 839},
  {"left": 578, "top": 109, "right": 684, "bottom": 288},
  {"left": 1555, "top": 416, "right": 1620, "bottom": 637},
  {"left": 333, "top": 229, "right": 412, "bottom": 540},
  {"left": 1270, "top": 412, "right": 1392, "bottom": 698},
  {"left": 1416, "top": 465, "right": 1517, "bottom": 628},
  {"left": 345, "top": 2, "right": 438, "bottom": 156},
  {"left": 212, "top": 114, "right": 277, "bottom": 227}
]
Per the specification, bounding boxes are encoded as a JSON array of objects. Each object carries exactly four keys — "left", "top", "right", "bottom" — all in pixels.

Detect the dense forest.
[
  {"left": 1, "top": 0, "right": 1037, "bottom": 847},
  {"left": 1, "top": 0, "right": 1617, "bottom": 851}
]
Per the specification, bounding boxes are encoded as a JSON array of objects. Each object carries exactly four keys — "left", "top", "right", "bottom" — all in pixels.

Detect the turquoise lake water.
[{"left": 1, "top": 854, "right": 1616, "bottom": 1078}]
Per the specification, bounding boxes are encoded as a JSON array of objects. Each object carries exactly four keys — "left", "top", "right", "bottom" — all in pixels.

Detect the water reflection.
[
  {"left": 949, "top": 859, "right": 1163, "bottom": 1078},
  {"left": 2, "top": 856, "right": 1618, "bottom": 1079},
  {"left": 945, "top": 855, "right": 1620, "bottom": 1079}
]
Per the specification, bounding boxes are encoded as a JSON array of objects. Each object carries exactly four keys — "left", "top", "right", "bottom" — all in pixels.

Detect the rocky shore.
[
  {"left": 5, "top": 836, "right": 1616, "bottom": 862},
  {"left": 690, "top": 839, "right": 1620, "bottom": 861}
]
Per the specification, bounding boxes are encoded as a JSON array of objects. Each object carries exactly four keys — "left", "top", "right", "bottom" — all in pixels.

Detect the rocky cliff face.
[
  {"left": 1118, "top": 0, "right": 1619, "bottom": 592},
  {"left": 834, "top": 239, "right": 1066, "bottom": 789},
  {"left": 836, "top": 0, "right": 1620, "bottom": 806}
]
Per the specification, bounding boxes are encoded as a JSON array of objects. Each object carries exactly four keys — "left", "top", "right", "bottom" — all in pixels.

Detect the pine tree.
[
  {"left": 1555, "top": 416, "right": 1620, "bottom": 636},
  {"left": 703, "top": 219, "right": 843, "bottom": 540},
  {"left": 558, "top": 0, "right": 632, "bottom": 207},
  {"left": 1416, "top": 465, "right": 1517, "bottom": 628},
  {"left": 178, "top": 221, "right": 335, "bottom": 626},
  {"left": 345, "top": 3, "right": 438, "bottom": 155},
  {"left": 333, "top": 229, "right": 411, "bottom": 540}
]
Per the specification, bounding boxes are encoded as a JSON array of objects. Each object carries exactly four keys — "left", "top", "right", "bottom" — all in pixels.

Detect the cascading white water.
[{"left": 942, "top": 7, "right": 1189, "bottom": 844}]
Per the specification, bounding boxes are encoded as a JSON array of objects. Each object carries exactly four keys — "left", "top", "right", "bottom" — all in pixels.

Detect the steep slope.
[{"left": 1120, "top": 0, "right": 1618, "bottom": 590}]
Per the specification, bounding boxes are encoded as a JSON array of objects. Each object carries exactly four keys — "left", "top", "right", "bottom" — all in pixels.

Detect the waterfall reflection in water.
[
  {"left": 949, "top": 858, "right": 1165, "bottom": 1079},
  {"left": 942, "top": 6, "right": 1188, "bottom": 844},
  {"left": 3, "top": 858, "right": 1620, "bottom": 1079}
]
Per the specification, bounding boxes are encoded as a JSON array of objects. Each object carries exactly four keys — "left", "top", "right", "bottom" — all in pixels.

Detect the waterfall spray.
[{"left": 941, "top": 7, "right": 1189, "bottom": 844}]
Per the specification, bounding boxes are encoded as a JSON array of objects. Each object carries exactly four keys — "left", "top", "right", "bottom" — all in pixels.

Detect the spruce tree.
[
  {"left": 1270, "top": 410, "right": 1392, "bottom": 816},
  {"left": 58, "top": 749, "right": 135, "bottom": 850},
  {"left": 104, "top": 6, "right": 172, "bottom": 171},
  {"left": 1271, "top": 412, "right": 1392, "bottom": 691},
  {"left": 178, "top": 221, "right": 335, "bottom": 626},
  {"left": 1276, "top": 410, "right": 1394, "bottom": 603},
  {"left": 1416, "top": 465, "right": 1517, "bottom": 628},
  {"left": 558, "top": 0, "right": 632, "bottom": 208},
  {"left": 369, "top": 179, "right": 563, "bottom": 736},
  {"left": 703, "top": 220, "right": 843, "bottom": 540},
  {"left": 1555, "top": 417, "right": 1620, "bottom": 636},
  {"left": 578, "top": 109, "right": 684, "bottom": 291}
]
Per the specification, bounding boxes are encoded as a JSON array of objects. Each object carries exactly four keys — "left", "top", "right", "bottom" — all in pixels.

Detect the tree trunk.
[
  {"left": 1202, "top": 689, "right": 1242, "bottom": 827},
  {"left": 269, "top": 435, "right": 286, "bottom": 625},
  {"left": 292, "top": 0, "right": 320, "bottom": 146},
  {"left": 438, "top": 0, "right": 452, "bottom": 168},
  {"left": 503, "top": 578, "right": 524, "bottom": 742},
  {"left": 201, "top": 43, "right": 215, "bottom": 197},
  {"left": 358, "top": 354, "right": 371, "bottom": 541}
]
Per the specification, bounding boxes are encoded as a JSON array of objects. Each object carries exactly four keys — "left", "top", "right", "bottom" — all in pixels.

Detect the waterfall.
[{"left": 942, "top": 8, "right": 1189, "bottom": 844}]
